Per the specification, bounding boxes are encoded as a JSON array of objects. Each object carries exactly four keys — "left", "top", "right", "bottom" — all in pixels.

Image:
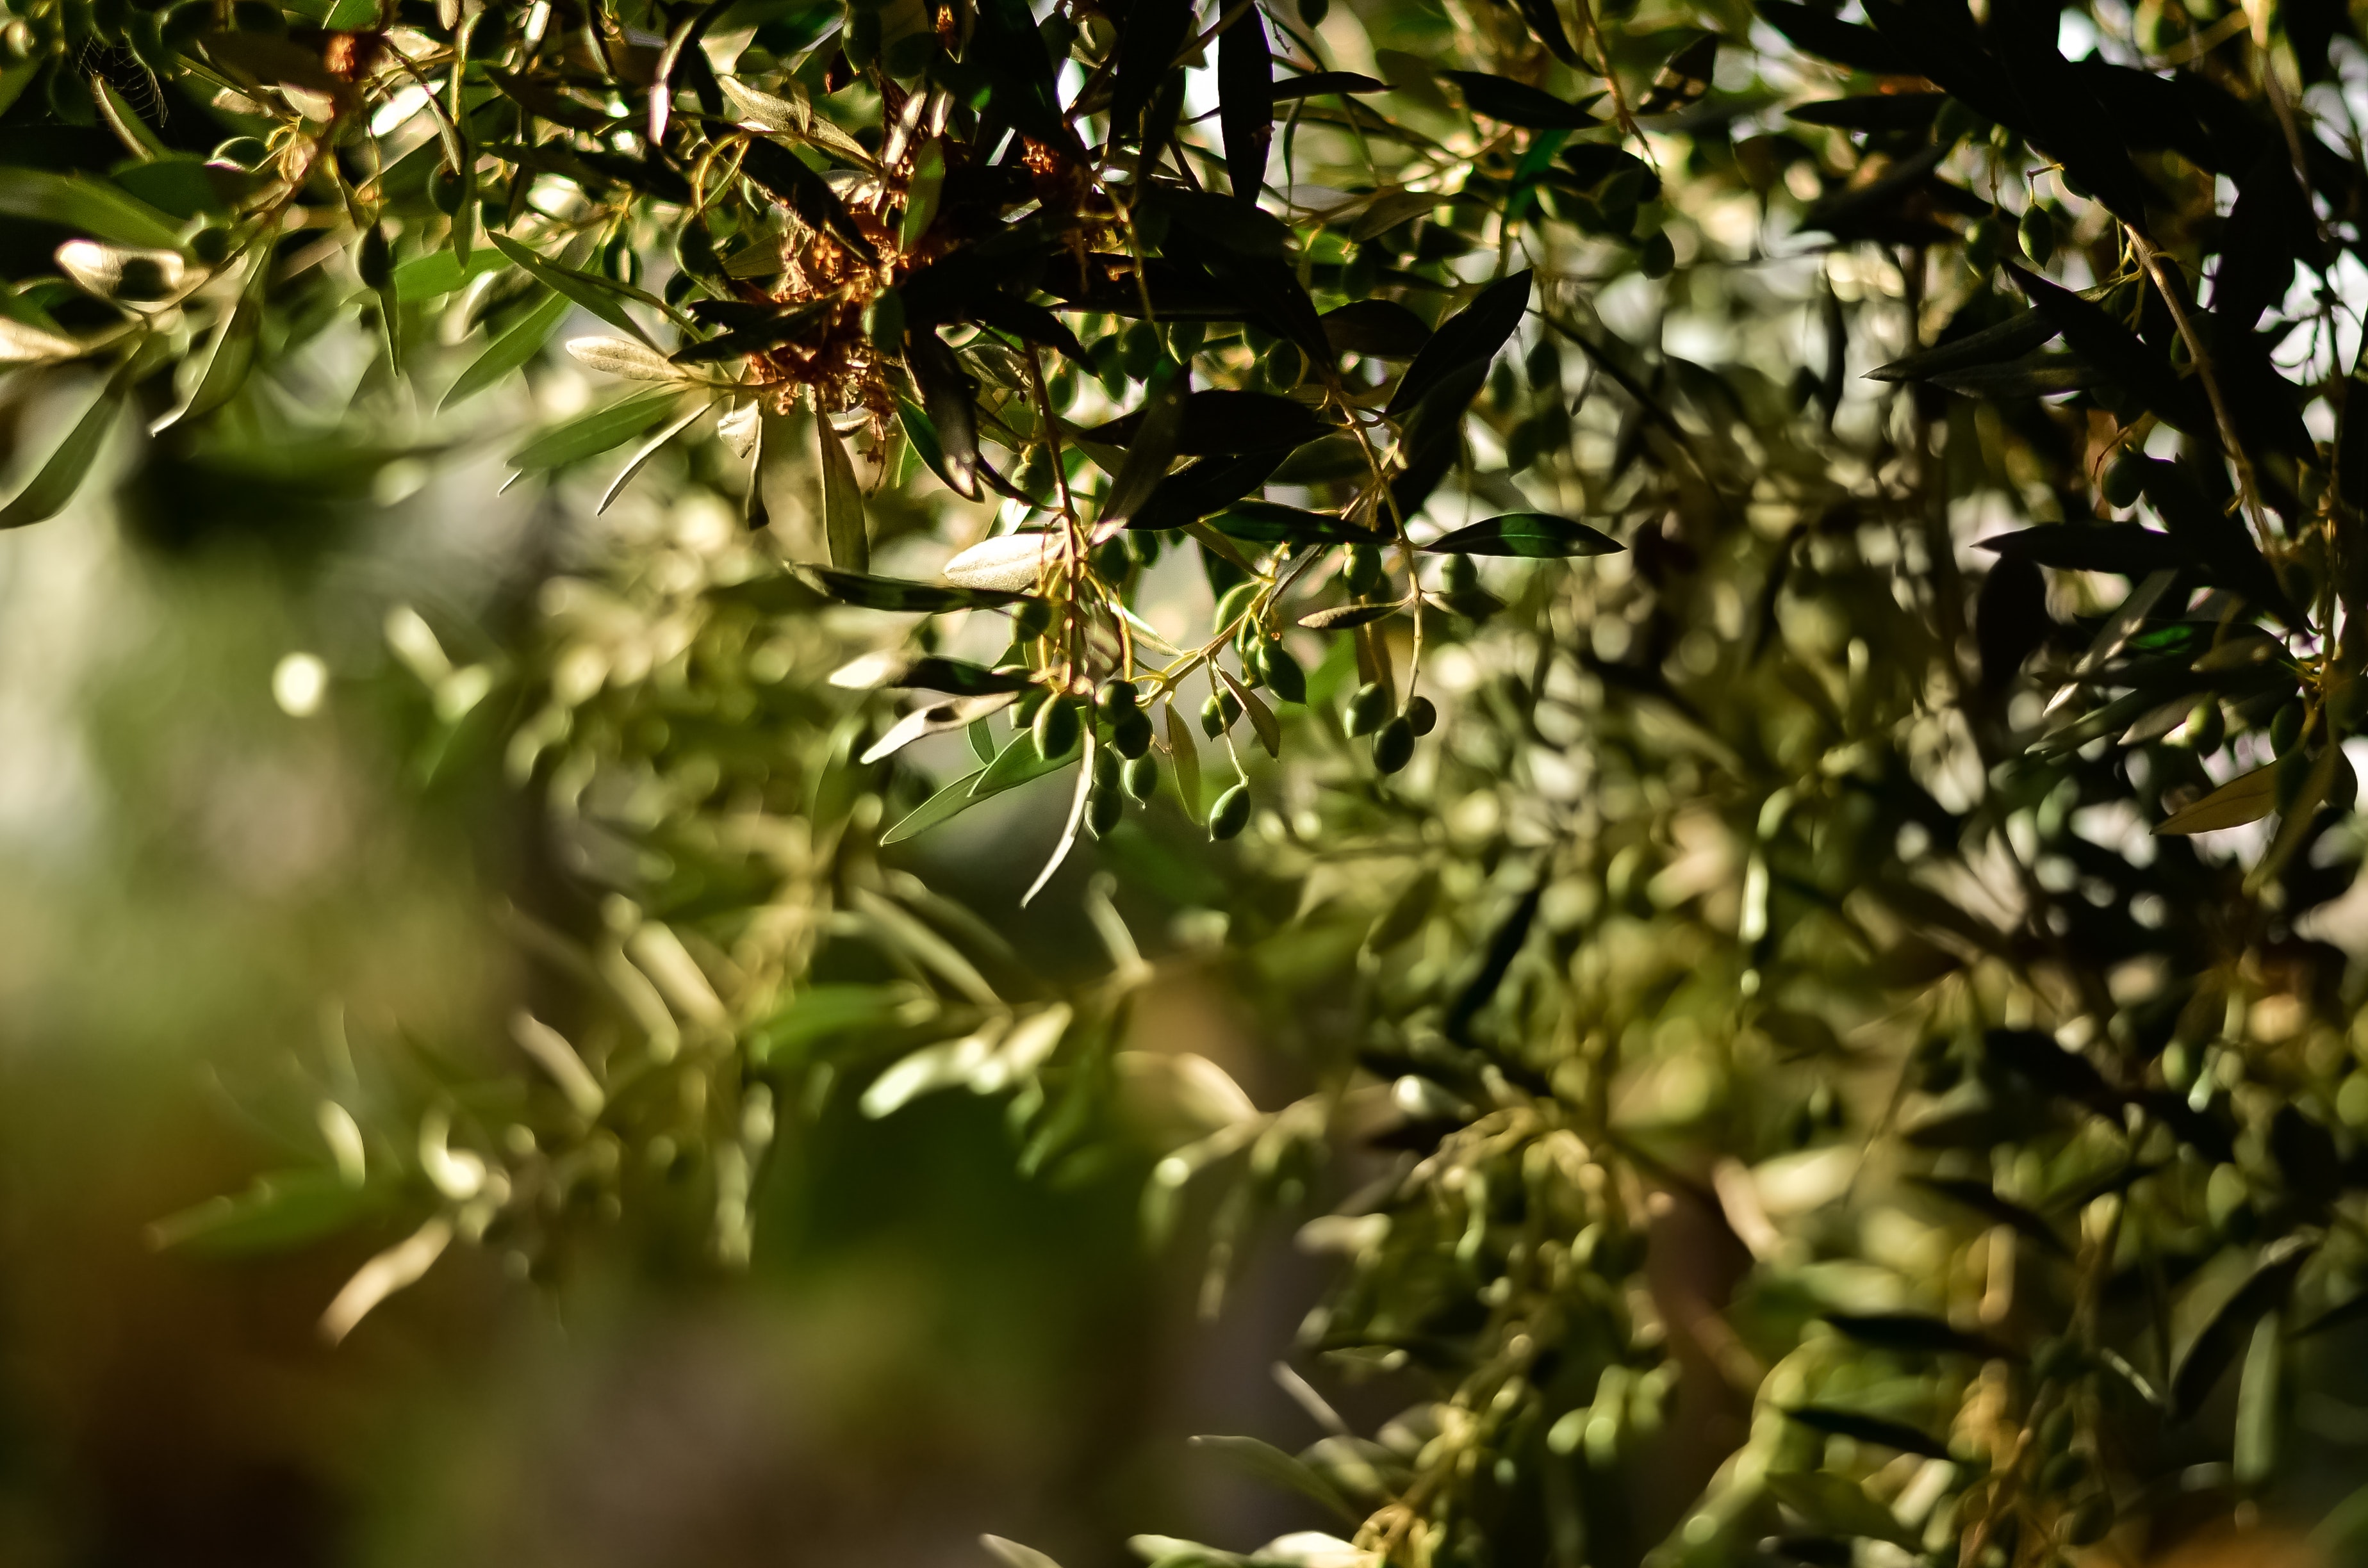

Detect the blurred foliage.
[{"left": 12, "top": 0, "right": 2368, "bottom": 1565}]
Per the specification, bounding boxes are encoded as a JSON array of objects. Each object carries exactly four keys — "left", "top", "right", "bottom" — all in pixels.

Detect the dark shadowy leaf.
[
  {"left": 1438, "top": 71, "right": 1600, "bottom": 129},
  {"left": 1424, "top": 513, "right": 1621, "bottom": 558},
  {"left": 1821, "top": 1312, "right": 2007, "bottom": 1360},
  {"left": 1219, "top": 4, "right": 1275, "bottom": 206},
  {"left": 741, "top": 137, "right": 878, "bottom": 260},
  {"left": 1322, "top": 300, "right": 1433, "bottom": 359},
  {"left": 1387, "top": 271, "right": 1533, "bottom": 419},
  {"left": 1781, "top": 1407, "right": 1953, "bottom": 1461}
]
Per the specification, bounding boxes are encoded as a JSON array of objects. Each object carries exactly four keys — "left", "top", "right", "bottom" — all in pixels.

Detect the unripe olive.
[
  {"left": 1214, "top": 578, "right": 1260, "bottom": 633},
  {"left": 1109, "top": 708, "right": 1153, "bottom": 758},
  {"left": 1121, "top": 320, "right": 1162, "bottom": 379},
  {"left": 2020, "top": 205, "right": 2056, "bottom": 266},
  {"left": 187, "top": 224, "right": 233, "bottom": 266},
  {"left": 2186, "top": 698, "right": 2226, "bottom": 755},
  {"left": 1013, "top": 689, "right": 1048, "bottom": 730},
  {"left": 1093, "top": 744, "right": 1122, "bottom": 794},
  {"left": 1297, "top": 0, "right": 1329, "bottom": 26},
  {"left": 2334, "top": 676, "right": 2368, "bottom": 735},
  {"left": 1011, "top": 598, "right": 1054, "bottom": 642},
  {"left": 1934, "top": 97, "right": 1986, "bottom": 147},
  {"left": 1406, "top": 695, "right": 1437, "bottom": 735},
  {"left": 1965, "top": 216, "right": 2002, "bottom": 271},
  {"left": 1123, "top": 754, "right": 1159, "bottom": 803},
  {"left": 604, "top": 236, "right": 642, "bottom": 286},
  {"left": 1346, "top": 682, "right": 1390, "bottom": 737},
  {"left": 2038, "top": 1451, "right": 2088, "bottom": 1495},
  {"left": 844, "top": 4, "right": 881, "bottom": 67},
  {"left": 2101, "top": 451, "right": 2147, "bottom": 509},
  {"left": 2271, "top": 698, "right": 2306, "bottom": 756},
  {"left": 2062, "top": 1496, "right": 2114, "bottom": 1547},
  {"left": 1344, "top": 544, "right": 1384, "bottom": 595},
  {"left": 2276, "top": 746, "right": 2312, "bottom": 813},
  {"left": 2039, "top": 1406, "right": 2075, "bottom": 1454},
  {"left": 1097, "top": 679, "right": 1140, "bottom": 718},
  {"left": 1638, "top": 229, "right": 1675, "bottom": 279},
  {"left": 1374, "top": 715, "right": 1415, "bottom": 774},
  {"left": 1210, "top": 783, "right": 1252, "bottom": 840},
  {"left": 2030, "top": 1335, "right": 2083, "bottom": 1383},
  {"left": 358, "top": 222, "right": 393, "bottom": 290},
  {"left": 1200, "top": 693, "right": 1231, "bottom": 737},
  {"left": 863, "top": 287, "right": 905, "bottom": 353},
  {"left": 1033, "top": 697, "right": 1080, "bottom": 760},
  {"left": 1263, "top": 644, "right": 1308, "bottom": 705},
  {"left": 1087, "top": 786, "right": 1124, "bottom": 838}
]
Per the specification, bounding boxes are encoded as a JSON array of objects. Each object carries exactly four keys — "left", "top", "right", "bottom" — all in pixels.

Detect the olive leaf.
[{"left": 1422, "top": 514, "right": 1621, "bottom": 558}]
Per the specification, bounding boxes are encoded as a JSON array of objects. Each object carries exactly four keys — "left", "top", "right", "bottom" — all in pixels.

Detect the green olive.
[{"left": 1210, "top": 783, "right": 1252, "bottom": 840}]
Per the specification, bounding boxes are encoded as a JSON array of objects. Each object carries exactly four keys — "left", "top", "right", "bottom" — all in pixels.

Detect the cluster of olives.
[
  {"left": 1014, "top": 680, "right": 1160, "bottom": 837},
  {"left": 2014, "top": 1339, "right": 2115, "bottom": 1560},
  {"left": 1963, "top": 204, "right": 2059, "bottom": 271}
]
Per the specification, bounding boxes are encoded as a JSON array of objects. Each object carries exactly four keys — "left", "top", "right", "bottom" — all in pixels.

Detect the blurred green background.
[{"left": 0, "top": 478, "right": 1329, "bottom": 1568}]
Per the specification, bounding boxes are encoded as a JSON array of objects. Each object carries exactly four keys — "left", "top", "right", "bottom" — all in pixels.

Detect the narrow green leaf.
[
  {"left": 488, "top": 233, "right": 655, "bottom": 345},
  {"left": 150, "top": 292, "right": 259, "bottom": 434},
  {"left": 1761, "top": 1471, "right": 1918, "bottom": 1549},
  {"left": 2232, "top": 1312, "right": 2282, "bottom": 1486},
  {"left": 393, "top": 243, "right": 509, "bottom": 302},
  {"left": 440, "top": 287, "right": 571, "bottom": 411},
  {"left": 800, "top": 566, "right": 1037, "bottom": 614},
  {"left": 149, "top": 1170, "right": 384, "bottom": 1257},
  {"left": 598, "top": 402, "right": 716, "bottom": 514},
  {"left": 1167, "top": 703, "right": 1203, "bottom": 822},
  {"left": 816, "top": 414, "right": 869, "bottom": 572},
  {"left": 509, "top": 387, "right": 689, "bottom": 470},
  {"left": 0, "top": 380, "right": 120, "bottom": 529},
  {"left": 1215, "top": 666, "right": 1279, "bottom": 758},
  {"left": 2157, "top": 765, "right": 2277, "bottom": 835},
  {"left": 1188, "top": 1435, "right": 1358, "bottom": 1523},
  {"left": 0, "top": 167, "right": 181, "bottom": 248},
  {"left": 1780, "top": 1407, "right": 1953, "bottom": 1461},
  {"left": 1423, "top": 512, "right": 1622, "bottom": 557}
]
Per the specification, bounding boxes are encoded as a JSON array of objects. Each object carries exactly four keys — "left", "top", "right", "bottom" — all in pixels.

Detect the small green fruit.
[
  {"left": 1097, "top": 680, "right": 1140, "bottom": 718},
  {"left": 1344, "top": 544, "right": 1384, "bottom": 596},
  {"left": 1374, "top": 715, "right": 1415, "bottom": 774},
  {"left": 1346, "top": 682, "right": 1390, "bottom": 737},
  {"left": 1210, "top": 783, "right": 1252, "bottom": 840},
  {"left": 2062, "top": 1496, "right": 2114, "bottom": 1547},
  {"left": 1406, "top": 696, "right": 1437, "bottom": 736},
  {"left": 1093, "top": 744, "right": 1122, "bottom": 794},
  {"left": 1109, "top": 709, "right": 1153, "bottom": 759},
  {"left": 2186, "top": 699, "right": 2226, "bottom": 754},
  {"left": 2271, "top": 699, "right": 2306, "bottom": 756},
  {"left": 2020, "top": 205, "right": 2056, "bottom": 265},
  {"left": 1965, "top": 216, "right": 2002, "bottom": 270},
  {"left": 1200, "top": 693, "right": 1231, "bottom": 738},
  {"left": 1033, "top": 698, "right": 1080, "bottom": 760},
  {"left": 2101, "top": 452, "right": 2146, "bottom": 509},
  {"left": 1123, "top": 755, "right": 1158, "bottom": 803},
  {"left": 1088, "top": 787, "right": 1124, "bottom": 838},
  {"left": 1263, "top": 644, "right": 1307, "bottom": 705},
  {"left": 863, "top": 288, "right": 905, "bottom": 353},
  {"left": 1012, "top": 598, "right": 1054, "bottom": 642}
]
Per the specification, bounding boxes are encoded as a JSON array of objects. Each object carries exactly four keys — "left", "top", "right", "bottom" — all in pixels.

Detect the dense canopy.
[{"left": 10, "top": 0, "right": 2368, "bottom": 1562}]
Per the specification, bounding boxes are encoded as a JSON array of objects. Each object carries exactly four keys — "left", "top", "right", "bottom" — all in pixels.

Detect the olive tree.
[{"left": 8, "top": 0, "right": 2368, "bottom": 1562}]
